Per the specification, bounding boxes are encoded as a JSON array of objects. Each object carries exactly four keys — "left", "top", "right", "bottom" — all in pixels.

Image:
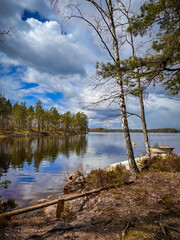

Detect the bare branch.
[
  {"left": 69, "top": 5, "right": 115, "bottom": 61},
  {"left": 0, "top": 26, "right": 15, "bottom": 43}
]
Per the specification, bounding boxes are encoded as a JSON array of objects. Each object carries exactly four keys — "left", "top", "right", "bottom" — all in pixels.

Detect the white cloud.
[{"left": 0, "top": 0, "right": 179, "bottom": 129}]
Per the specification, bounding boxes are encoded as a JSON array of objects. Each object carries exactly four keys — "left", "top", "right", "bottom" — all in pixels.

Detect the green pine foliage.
[
  {"left": 0, "top": 94, "right": 12, "bottom": 130},
  {"left": 0, "top": 95, "right": 88, "bottom": 134},
  {"left": 128, "top": 0, "right": 180, "bottom": 95},
  {"left": 97, "top": 0, "right": 180, "bottom": 96}
]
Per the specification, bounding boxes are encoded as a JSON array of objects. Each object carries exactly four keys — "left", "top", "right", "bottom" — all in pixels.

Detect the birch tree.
[
  {"left": 51, "top": 0, "right": 139, "bottom": 172},
  {"left": 96, "top": 0, "right": 151, "bottom": 157}
]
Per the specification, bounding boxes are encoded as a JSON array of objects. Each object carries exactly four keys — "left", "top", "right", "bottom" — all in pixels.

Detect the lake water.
[{"left": 0, "top": 132, "right": 180, "bottom": 206}]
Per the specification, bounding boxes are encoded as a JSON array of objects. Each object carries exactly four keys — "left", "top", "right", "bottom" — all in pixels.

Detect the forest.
[
  {"left": 0, "top": 94, "right": 88, "bottom": 134},
  {"left": 89, "top": 128, "right": 180, "bottom": 133}
]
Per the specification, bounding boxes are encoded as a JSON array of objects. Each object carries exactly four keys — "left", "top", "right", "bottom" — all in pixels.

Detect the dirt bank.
[{"left": 1, "top": 171, "right": 180, "bottom": 240}]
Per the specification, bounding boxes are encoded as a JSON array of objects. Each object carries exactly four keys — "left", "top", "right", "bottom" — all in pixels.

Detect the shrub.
[
  {"left": 0, "top": 199, "right": 17, "bottom": 214},
  {"left": 0, "top": 180, "right": 17, "bottom": 215},
  {"left": 141, "top": 154, "right": 180, "bottom": 172},
  {"left": 85, "top": 164, "right": 129, "bottom": 189}
]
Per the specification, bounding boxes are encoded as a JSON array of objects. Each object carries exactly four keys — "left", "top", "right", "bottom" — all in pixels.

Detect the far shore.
[
  {"left": 89, "top": 127, "right": 180, "bottom": 133},
  {"left": 0, "top": 131, "right": 87, "bottom": 139},
  {"left": 1, "top": 128, "right": 179, "bottom": 139}
]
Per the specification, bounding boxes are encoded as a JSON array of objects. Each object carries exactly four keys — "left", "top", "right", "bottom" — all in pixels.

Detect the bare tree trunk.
[
  {"left": 51, "top": 0, "right": 139, "bottom": 172},
  {"left": 139, "top": 88, "right": 151, "bottom": 157},
  {"left": 108, "top": 0, "right": 139, "bottom": 173},
  {"left": 118, "top": 74, "right": 139, "bottom": 172},
  {"left": 38, "top": 119, "right": 40, "bottom": 133},
  {"left": 128, "top": 19, "right": 151, "bottom": 158}
]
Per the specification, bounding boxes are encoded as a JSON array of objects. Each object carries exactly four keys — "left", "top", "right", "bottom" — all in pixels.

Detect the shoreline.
[
  {"left": 1, "top": 130, "right": 180, "bottom": 139},
  {"left": 0, "top": 131, "right": 87, "bottom": 139},
  {"left": 1, "top": 170, "right": 180, "bottom": 239},
  {"left": 108, "top": 156, "right": 146, "bottom": 171}
]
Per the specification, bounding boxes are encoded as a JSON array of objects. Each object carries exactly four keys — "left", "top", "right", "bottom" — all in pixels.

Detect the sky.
[{"left": 0, "top": 0, "right": 179, "bottom": 129}]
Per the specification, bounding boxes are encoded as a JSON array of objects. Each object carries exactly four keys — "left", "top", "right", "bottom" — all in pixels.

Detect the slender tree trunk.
[
  {"left": 138, "top": 86, "right": 151, "bottom": 157},
  {"left": 108, "top": 0, "right": 139, "bottom": 173},
  {"left": 28, "top": 119, "right": 32, "bottom": 132},
  {"left": 38, "top": 119, "right": 40, "bottom": 133},
  {"left": 117, "top": 73, "right": 139, "bottom": 172},
  {"left": 129, "top": 24, "right": 151, "bottom": 158},
  {"left": 0, "top": 115, "right": 3, "bottom": 130}
]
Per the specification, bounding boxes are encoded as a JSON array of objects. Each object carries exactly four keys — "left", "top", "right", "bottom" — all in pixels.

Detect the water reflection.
[
  {"left": 0, "top": 132, "right": 180, "bottom": 204},
  {"left": 0, "top": 135, "right": 87, "bottom": 176}
]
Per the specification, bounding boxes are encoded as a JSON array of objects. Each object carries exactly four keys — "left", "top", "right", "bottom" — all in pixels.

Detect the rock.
[
  {"left": 64, "top": 171, "right": 85, "bottom": 193},
  {"left": 37, "top": 198, "right": 48, "bottom": 203},
  {"left": 67, "top": 171, "right": 83, "bottom": 182},
  {"left": 75, "top": 176, "right": 85, "bottom": 183},
  {"left": 124, "top": 175, "right": 136, "bottom": 185},
  {"left": 64, "top": 181, "right": 84, "bottom": 193}
]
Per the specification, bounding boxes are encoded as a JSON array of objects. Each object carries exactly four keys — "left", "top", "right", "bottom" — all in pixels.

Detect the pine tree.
[
  {"left": 50, "top": 107, "right": 60, "bottom": 132},
  {"left": 128, "top": 0, "right": 180, "bottom": 95},
  {"left": 27, "top": 106, "right": 34, "bottom": 132},
  {"left": 35, "top": 101, "right": 43, "bottom": 133}
]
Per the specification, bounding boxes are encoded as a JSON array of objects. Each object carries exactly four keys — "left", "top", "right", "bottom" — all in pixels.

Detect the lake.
[{"left": 0, "top": 132, "right": 180, "bottom": 206}]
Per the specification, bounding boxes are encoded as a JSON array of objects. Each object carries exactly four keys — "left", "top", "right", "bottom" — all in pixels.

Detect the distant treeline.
[
  {"left": 89, "top": 128, "right": 180, "bottom": 133},
  {"left": 0, "top": 94, "right": 88, "bottom": 134}
]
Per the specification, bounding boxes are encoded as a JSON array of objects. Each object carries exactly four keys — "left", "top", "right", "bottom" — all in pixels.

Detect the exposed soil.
[{"left": 1, "top": 172, "right": 180, "bottom": 240}]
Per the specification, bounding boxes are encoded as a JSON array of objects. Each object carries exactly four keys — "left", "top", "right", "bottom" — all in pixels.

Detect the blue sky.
[{"left": 0, "top": 0, "right": 180, "bottom": 129}]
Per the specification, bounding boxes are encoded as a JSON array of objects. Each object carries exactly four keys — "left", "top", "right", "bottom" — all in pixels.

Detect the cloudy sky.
[{"left": 0, "top": 0, "right": 179, "bottom": 129}]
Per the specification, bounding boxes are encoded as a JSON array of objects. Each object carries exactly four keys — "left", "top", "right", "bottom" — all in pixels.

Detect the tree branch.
[{"left": 69, "top": 5, "right": 115, "bottom": 61}]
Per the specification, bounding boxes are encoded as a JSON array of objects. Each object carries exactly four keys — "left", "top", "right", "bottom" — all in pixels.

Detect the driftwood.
[{"left": 0, "top": 186, "right": 112, "bottom": 218}]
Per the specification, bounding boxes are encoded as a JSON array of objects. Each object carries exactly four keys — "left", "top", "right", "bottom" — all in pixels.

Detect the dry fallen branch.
[
  {"left": 151, "top": 215, "right": 171, "bottom": 240},
  {"left": 0, "top": 186, "right": 112, "bottom": 219},
  {"left": 121, "top": 221, "right": 131, "bottom": 240}
]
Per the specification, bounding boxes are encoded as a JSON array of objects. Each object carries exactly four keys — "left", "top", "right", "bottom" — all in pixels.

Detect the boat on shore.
[
  {"left": 150, "top": 145, "right": 174, "bottom": 154},
  {"left": 108, "top": 145, "right": 174, "bottom": 171}
]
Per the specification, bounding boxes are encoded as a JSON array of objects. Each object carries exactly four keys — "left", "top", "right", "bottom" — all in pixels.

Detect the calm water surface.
[{"left": 0, "top": 132, "right": 180, "bottom": 205}]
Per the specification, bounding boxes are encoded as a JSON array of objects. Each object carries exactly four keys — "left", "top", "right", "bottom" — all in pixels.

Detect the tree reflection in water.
[{"left": 0, "top": 135, "right": 87, "bottom": 176}]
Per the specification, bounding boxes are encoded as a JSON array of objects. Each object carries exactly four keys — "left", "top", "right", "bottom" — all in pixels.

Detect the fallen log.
[{"left": 0, "top": 186, "right": 112, "bottom": 218}]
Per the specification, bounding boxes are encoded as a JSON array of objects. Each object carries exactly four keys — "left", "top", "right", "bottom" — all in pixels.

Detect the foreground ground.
[{"left": 0, "top": 171, "right": 180, "bottom": 240}]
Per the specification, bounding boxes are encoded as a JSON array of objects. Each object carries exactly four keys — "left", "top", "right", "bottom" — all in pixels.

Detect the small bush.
[
  {"left": 0, "top": 180, "right": 17, "bottom": 215},
  {"left": 85, "top": 164, "right": 129, "bottom": 189},
  {"left": 141, "top": 154, "right": 180, "bottom": 172},
  {"left": 0, "top": 199, "right": 17, "bottom": 214}
]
